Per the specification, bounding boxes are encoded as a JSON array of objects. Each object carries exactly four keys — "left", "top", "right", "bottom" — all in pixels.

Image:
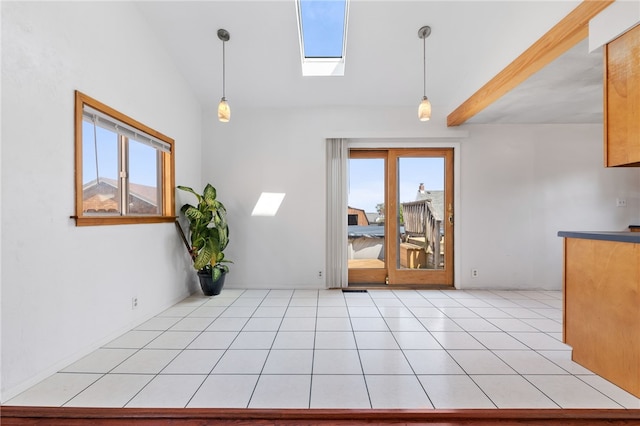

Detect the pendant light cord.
[
  {"left": 222, "top": 41, "right": 226, "bottom": 99},
  {"left": 422, "top": 36, "right": 426, "bottom": 98}
]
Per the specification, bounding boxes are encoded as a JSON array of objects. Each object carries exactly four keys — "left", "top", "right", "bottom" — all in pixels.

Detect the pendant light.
[
  {"left": 217, "top": 28, "right": 230, "bottom": 122},
  {"left": 418, "top": 26, "right": 432, "bottom": 121}
]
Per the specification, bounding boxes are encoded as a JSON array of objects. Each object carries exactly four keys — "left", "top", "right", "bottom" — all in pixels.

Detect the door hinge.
[{"left": 385, "top": 276, "right": 389, "bottom": 285}]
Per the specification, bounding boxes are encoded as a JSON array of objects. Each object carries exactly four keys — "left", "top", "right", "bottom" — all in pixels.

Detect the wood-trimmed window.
[{"left": 74, "top": 91, "right": 175, "bottom": 226}]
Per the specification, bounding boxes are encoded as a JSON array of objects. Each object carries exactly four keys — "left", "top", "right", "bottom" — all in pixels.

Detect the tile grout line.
[
  {"left": 243, "top": 289, "right": 294, "bottom": 408},
  {"left": 347, "top": 290, "right": 373, "bottom": 409},
  {"left": 424, "top": 291, "right": 500, "bottom": 409},
  {"left": 125, "top": 294, "right": 225, "bottom": 408},
  {"left": 182, "top": 291, "right": 250, "bottom": 409},
  {"left": 308, "top": 289, "right": 321, "bottom": 409},
  {"left": 383, "top": 290, "right": 437, "bottom": 408}
]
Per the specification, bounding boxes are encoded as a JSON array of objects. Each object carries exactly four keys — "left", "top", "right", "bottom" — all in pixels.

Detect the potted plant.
[{"left": 177, "top": 183, "right": 231, "bottom": 296}]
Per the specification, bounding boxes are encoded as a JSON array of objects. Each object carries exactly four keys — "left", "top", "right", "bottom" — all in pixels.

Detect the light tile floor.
[{"left": 7, "top": 289, "right": 640, "bottom": 409}]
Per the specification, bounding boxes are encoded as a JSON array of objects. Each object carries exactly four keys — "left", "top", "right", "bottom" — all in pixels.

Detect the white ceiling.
[{"left": 135, "top": 0, "right": 601, "bottom": 125}]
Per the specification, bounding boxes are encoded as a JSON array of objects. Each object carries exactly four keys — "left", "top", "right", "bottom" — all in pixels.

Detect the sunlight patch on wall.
[{"left": 251, "top": 192, "right": 286, "bottom": 216}]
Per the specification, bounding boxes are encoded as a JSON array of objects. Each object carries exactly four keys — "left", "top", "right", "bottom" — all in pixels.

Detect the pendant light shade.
[
  {"left": 218, "top": 97, "right": 230, "bottom": 122},
  {"left": 217, "top": 29, "right": 230, "bottom": 123},
  {"left": 418, "top": 96, "right": 431, "bottom": 121},
  {"left": 418, "top": 26, "right": 431, "bottom": 122}
]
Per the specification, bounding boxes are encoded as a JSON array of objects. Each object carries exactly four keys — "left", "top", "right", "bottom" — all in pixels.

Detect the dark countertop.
[{"left": 558, "top": 231, "right": 640, "bottom": 244}]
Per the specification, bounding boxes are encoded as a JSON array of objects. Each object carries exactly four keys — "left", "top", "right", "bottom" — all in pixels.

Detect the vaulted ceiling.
[{"left": 135, "top": 0, "right": 604, "bottom": 125}]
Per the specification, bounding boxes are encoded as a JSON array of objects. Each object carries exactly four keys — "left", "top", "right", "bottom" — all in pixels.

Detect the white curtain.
[{"left": 326, "top": 138, "right": 349, "bottom": 288}]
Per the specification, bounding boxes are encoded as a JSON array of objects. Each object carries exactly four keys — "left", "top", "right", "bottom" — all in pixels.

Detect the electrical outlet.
[
  {"left": 616, "top": 198, "right": 627, "bottom": 207},
  {"left": 317, "top": 271, "right": 323, "bottom": 279},
  {"left": 132, "top": 297, "right": 138, "bottom": 310},
  {"left": 471, "top": 269, "right": 479, "bottom": 278}
]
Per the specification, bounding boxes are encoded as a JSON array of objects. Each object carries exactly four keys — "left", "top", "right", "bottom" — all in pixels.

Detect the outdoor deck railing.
[{"left": 401, "top": 199, "right": 442, "bottom": 269}]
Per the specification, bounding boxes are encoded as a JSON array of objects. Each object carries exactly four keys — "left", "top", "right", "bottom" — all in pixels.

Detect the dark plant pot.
[{"left": 197, "top": 270, "right": 226, "bottom": 296}]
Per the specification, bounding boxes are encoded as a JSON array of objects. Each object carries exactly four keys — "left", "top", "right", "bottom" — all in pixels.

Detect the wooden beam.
[{"left": 447, "top": 0, "right": 615, "bottom": 127}]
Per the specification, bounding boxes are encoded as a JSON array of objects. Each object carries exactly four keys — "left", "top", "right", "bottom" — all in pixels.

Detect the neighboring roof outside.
[
  {"left": 82, "top": 178, "right": 159, "bottom": 215},
  {"left": 348, "top": 205, "right": 369, "bottom": 226},
  {"left": 366, "top": 213, "right": 381, "bottom": 224},
  {"left": 348, "top": 225, "right": 385, "bottom": 238},
  {"left": 83, "top": 186, "right": 118, "bottom": 212},
  {"left": 84, "top": 177, "right": 158, "bottom": 206}
]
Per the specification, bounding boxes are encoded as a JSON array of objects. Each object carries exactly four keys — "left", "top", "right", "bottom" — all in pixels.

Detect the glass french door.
[{"left": 348, "top": 148, "right": 454, "bottom": 286}]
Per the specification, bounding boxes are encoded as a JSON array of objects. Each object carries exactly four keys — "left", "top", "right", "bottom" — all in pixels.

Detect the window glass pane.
[
  {"left": 299, "top": 0, "right": 346, "bottom": 58},
  {"left": 397, "top": 157, "right": 445, "bottom": 270},
  {"left": 128, "top": 138, "right": 160, "bottom": 215},
  {"left": 82, "top": 120, "right": 120, "bottom": 214},
  {"left": 348, "top": 157, "right": 385, "bottom": 269}
]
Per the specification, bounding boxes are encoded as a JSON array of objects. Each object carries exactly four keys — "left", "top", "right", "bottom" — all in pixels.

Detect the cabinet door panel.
[{"left": 605, "top": 25, "right": 640, "bottom": 167}]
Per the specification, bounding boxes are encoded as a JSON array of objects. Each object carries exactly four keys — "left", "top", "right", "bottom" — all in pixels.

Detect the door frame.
[
  {"left": 345, "top": 140, "right": 461, "bottom": 288},
  {"left": 348, "top": 150, "right": 388, "bottom": 285},
  {"left": 387, "top": 148, "right": 454, "bottom": 286}
]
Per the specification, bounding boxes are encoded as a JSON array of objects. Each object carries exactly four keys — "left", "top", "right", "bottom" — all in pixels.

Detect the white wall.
[
  {"left": 203, "top": 108, "right": 639, "bottom": 291},
  {"left": 202, "top": 106, "right": 466, "bottom": 289},
  {"left": 459, "top": 124, "right": 639, "bottom": 289},
  {"left": 1, "top": 2, "right": 202, "bottom": 400}
]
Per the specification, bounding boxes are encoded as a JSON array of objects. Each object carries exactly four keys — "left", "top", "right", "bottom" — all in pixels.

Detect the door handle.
[{"left": 449, "top": 214, "right": 454, "bottom": 225}]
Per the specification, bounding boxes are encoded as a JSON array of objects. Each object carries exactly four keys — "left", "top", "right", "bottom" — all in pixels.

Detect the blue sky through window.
[
  {"left": 349, "top": 158, "right": 445, "bottom": 213},
  {"left": 82, "top": 121, "right": 158, "bottom": 187},
  {"left": 299, "top": 0, "right": 346, "bottom": 58}
]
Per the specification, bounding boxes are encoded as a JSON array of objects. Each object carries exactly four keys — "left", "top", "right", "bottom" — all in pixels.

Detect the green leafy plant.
[{"left": 177, "top": 183, "right": 231, "bottom": 282}]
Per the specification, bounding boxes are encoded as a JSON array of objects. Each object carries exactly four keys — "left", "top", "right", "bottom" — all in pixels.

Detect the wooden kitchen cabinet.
[
  {"left": 604, "top": 24, "right": 640, "bottom": 167},
  {"left": 560, "top": 232, "right": 640, "bottom": 398}
]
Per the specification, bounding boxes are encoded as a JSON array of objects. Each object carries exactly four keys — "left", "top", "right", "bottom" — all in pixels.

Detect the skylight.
[{"left": 296, "top": 0, "right": 349, "bottom": 76}]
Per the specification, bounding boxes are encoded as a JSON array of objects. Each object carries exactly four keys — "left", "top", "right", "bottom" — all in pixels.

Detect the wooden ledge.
[{"left": 2, "top": 406, "right": 640, "bottom": 425}]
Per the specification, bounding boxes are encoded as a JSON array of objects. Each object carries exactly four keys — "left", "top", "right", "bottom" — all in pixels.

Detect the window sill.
[{"left": 73, "top": 216, "right": 177, "bottom": 227}]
